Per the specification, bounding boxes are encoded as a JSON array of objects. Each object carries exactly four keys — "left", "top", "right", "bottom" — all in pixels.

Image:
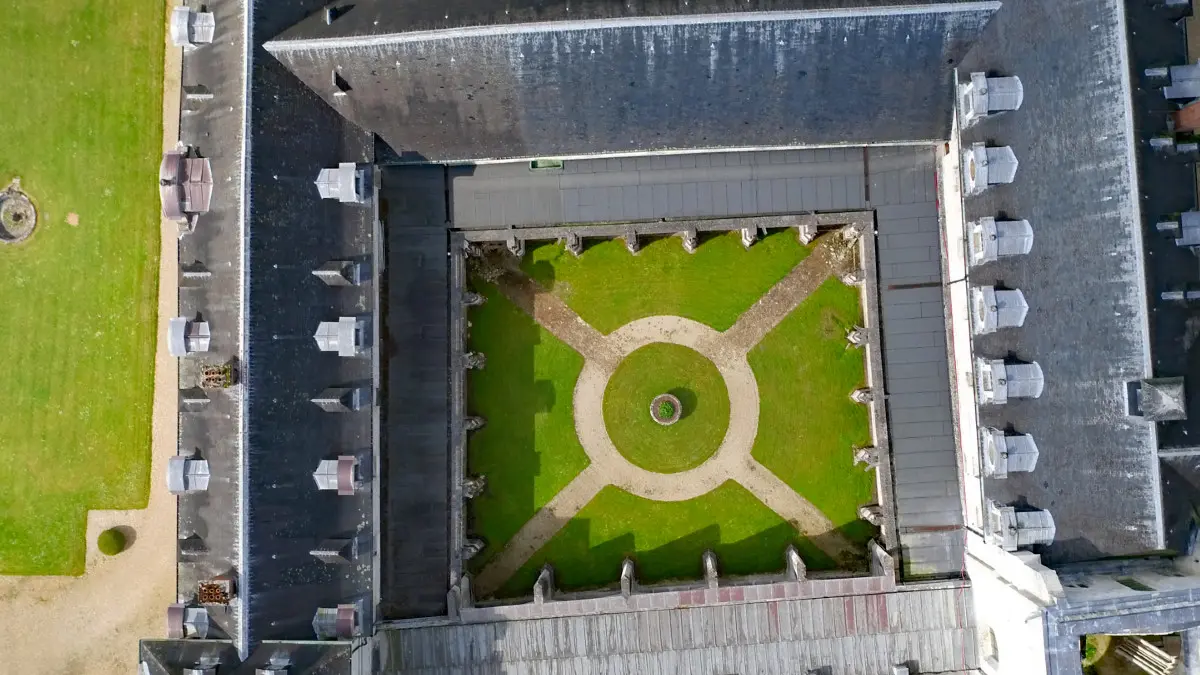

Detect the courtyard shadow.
[
  {"left": 493, "top": 513, "right": 871, "bottom": 599},
  {"left": 465, "top": 276, "right": 581, "bottom": 575},
  {"left": 667, "top": 387, "right": 697, "bottom": 420},
  {"left": 695, "top": 229, "right": 734, "bottom": 248},
  {"left": 524, "top": 257, "right": 557, "bottom": 290},
  {"left": 637, "top": 233, "right": 676, "bottom": 251}
]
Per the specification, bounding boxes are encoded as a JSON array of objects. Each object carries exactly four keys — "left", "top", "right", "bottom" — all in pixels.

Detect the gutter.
[{"left": 236, "top": 0, "right": 254, "bottom": 656}]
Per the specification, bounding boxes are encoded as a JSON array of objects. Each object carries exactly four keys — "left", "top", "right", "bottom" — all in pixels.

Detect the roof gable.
[{"left": 266, "top": 3, "right": 999, "bottom": 160}]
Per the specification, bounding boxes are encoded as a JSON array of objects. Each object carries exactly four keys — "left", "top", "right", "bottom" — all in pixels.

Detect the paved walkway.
[{"left": 474, "top": 230, "right": 861, "bottom": 597}]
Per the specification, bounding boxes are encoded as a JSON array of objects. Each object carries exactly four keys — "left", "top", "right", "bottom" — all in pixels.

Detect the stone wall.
[
  {"left": 454, "top": 541, "right": 898, "bottom": 623},
  {"left": 448, "top": 233, "right": 469, "bottom": 590},
  {"left": 857, "top": 215, "right": 901, "bottom": 554}
]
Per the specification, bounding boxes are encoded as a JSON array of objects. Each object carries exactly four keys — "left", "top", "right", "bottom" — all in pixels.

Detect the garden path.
[
  {"left": 476, "top": 230, "right": 861, "bottom": 597},
  {"left": 473, "top": 467, "right": 607, "bottom": 595},
  {"left": 480, "top": 258, "right": 622, "bottom": 369},
  {"left": 724, "top": 234, "right": 854, "bottom": 351}
]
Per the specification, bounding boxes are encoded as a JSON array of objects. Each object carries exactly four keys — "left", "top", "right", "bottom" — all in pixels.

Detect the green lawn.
[
  {"left": 0, "top": 0, "right": 164, "bottom": 574},
  {"left": 466, "top": 282, "right": 592, "bottom": 570},
  {"left": 603, "top": 344, "right": 729, "bottom": 473},
  {"left": 471, "top": 233, "right": 877, "bottom": 592},
  {"left": 498, "top": 482, "right": 836, "bottom": 597},
  {"left": 749, "top": 278, "right": 877, "bottom": 546},
  {"left": 524, "top": 229, "right": 809, "bottom": 333}
]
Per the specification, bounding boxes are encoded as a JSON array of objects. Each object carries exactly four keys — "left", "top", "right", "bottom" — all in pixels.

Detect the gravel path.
[
  {"left": 473, "top": 467, "right": 607, "bottom": 596},
  {"left": 724, "top": 235, "right": 856, "bottom": 351},
  {"left": 736, "top": 458, "right": 858, "bottom": 563},
  {"left": 475, "top": 235, "right": 863, "bottom": 596},
  {"left": 571, "top": 316, "right": 759, "bottom": 502},
  {"left": 0, "top": 17, "right": 182, "bottom": 674},
  {"left": 492, "top": 264, "right": 622, "bottom": 369}
]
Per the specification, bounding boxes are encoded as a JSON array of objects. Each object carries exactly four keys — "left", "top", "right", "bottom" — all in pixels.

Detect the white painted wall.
[{"left": 966, "top": 532, "right": 1060, "bottom": 675}]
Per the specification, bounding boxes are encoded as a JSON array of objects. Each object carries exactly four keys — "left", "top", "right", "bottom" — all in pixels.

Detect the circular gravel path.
[
  {"left": 573, "top": 315, "right": 761, "bottom": 502},
  {"left": 603, "top": 343, "right": 730, "bottom": 474}
]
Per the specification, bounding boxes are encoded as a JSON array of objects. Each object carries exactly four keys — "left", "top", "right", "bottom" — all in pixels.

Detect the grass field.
[
  {"left": 466, "top": 283, "right": 592, "bottom": 570},
  {"left": 524, "top": 230, "right": 809, "bottom": 333},
  {"left": 750, "top": 278, "right": 876, "bottom": 545},
  {"left": 603, "top": 343, "right": 729, "bottom": 473},
  {"left": 0, "top": 0, "right": 164, "bottom": 574},
  {"left": 499, "top": 482, "right": 837, "bottom": 596}
]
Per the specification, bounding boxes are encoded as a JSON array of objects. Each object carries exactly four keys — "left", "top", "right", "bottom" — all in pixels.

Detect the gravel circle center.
[{"left": 602, "top": 343, "right": 730, "bottom": 474}]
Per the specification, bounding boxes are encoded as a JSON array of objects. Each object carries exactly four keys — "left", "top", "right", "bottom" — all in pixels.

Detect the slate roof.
[
  {"left": 448, "top": 147, "right": 871, "bottom": 228},
  {"left": 959, "top": 0, "right": 1162, "bottom": 563},
  {"left": 1160, "top": 456, "right": 1200, "bottom": 554},
  {"left": 168, "top": 1, "right": 1192, "bottom": 671},
  {"left": 237, "top": 642, "right": 355, "bottom": 674},
  {"left": 377, "top": 166, "right": 454, "bottom": 619},
  {"left": 139, "top": 640, "right": 240, "bottom": 675},
  {"left": 379, "top": 583, "right": 978, "bottom": 675},
  {"left": 868, "top": 146, "right": 966, "bottom": 578},
  {"left": 139, "top": 639, "right": 352, "bottom": 675},
  {"left": 1122, "top": 0, "right": 1200, "bottom": 450},
  {"left": 174, "top": 0, "right": 249, "bottom": 649},
  {"left": 272, "top": 0, "right": 988, "bottom": 39},
  {"left": 264, "top": 2, "right": 999, "bottom": 161},
  {"left": 242, "top": 11, "right": 378, "bottom": 643}
]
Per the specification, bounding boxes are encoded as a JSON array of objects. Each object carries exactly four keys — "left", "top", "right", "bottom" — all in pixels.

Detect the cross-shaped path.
[{"left": 472, "top": 232, "right": 860, "bottom": 597}]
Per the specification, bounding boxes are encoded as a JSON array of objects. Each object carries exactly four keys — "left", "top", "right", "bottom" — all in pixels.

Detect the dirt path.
[
  {"left": 0, "top": 13, "right": 182, "bottom": 675},
  {"left": 490, "top": 266, "right": 622, "bottom": 369},
  {"left": 723, "top": 235, "right": 856, "bottom": 352},
  {"left": 470, "top": 234, "right": 864, "bottom": 595},
  {"left": 734, "top": 458, "right": 859, "bottom": 561},
  {"left": 473, "top": 467, "right": 608, "bottom": 597}
]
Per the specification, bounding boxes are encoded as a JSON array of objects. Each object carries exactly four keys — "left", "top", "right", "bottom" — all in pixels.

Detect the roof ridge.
[{"left": 265, "top": 1, "right": 1001, "bottom": 52}]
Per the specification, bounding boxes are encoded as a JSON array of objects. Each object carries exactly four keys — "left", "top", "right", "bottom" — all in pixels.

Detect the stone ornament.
[
  {"left": 858, "top": 504, "right": 883, "bottom": 526},
  {"left": 463, "top": 475, "right": 487, "bottom": 499},
  {"left": 853, "top": 446, "right": 879, "bottom": 469},
  {"left": 464, "top": 352, "right": 486, "bottom": 370},
  {"left": 851, "top": 388, "right": 874, "bottom": 403},
  {"left": 462, "top": 537, "right": 485, "bottom": 561}
]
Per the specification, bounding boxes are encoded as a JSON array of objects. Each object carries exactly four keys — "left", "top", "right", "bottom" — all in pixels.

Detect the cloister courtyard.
[{"left": 464, "top": 227, "right": 879, "bottom": 598}]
